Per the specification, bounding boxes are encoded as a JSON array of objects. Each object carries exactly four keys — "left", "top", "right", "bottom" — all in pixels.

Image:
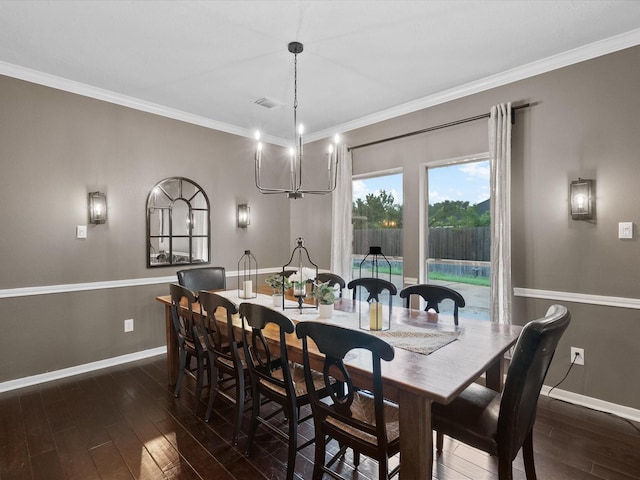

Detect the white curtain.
[
  {"left": 489, "top": 103, "right": 512, "bottom": 324},
  {"left": 330, "top": 145, "right": 353, "bottom": 281}
]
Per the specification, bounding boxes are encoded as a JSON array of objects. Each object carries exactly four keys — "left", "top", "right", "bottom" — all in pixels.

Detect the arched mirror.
[{"left": 146, "top": 177, "right": 210, "bottom": 267}]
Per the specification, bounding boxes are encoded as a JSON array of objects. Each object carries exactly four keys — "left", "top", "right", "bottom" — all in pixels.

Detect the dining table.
[{"left": 156, "top": 288, "right": 521, "bottom": 479}]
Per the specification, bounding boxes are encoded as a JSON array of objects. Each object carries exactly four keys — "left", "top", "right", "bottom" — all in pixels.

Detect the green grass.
[
  {"left": 358, "top": 265, "right": 404, "bottom": 276},
  {"left": 356, "top": 262, "right": 490, "bottom": 287},
  {"left": 428, "top": 272, "right": 490, "bottom": 286}
]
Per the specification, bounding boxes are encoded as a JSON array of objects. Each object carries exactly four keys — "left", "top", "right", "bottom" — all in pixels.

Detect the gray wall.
[
  {"left": 304, "top": 45, "right": 639, "bottom": 410},
  {"left": 0, "top": 75, "right": 304, "bottom": 381},
  {"left": 2, "top": 44, "right": 639, "bottom": 411}
]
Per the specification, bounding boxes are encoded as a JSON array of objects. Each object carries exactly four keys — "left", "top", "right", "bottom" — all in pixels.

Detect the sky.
[{"left": 353, "top": 160, "right": 490, "bottom": 206}]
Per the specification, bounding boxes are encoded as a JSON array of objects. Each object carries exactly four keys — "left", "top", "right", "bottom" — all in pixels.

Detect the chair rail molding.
[
  {"left": 0, "top": 268, "right": 332, "bottom": 299},
  {"left": 514, "top": 287, "right": 640, "bottom": 310}
]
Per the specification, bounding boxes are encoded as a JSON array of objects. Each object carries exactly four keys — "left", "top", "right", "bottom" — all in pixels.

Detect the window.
[
  {"left": 146, "top": 177, "right": 210, "bottom": 267},
  {"left": 425, "top": 158, "right": 490, "bottom": 320},
  {"left": 352, "top": 172, "right": 403, "bottom": 303}
]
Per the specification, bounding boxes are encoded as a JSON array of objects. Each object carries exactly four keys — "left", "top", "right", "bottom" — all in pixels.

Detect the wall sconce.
[
  {"left": 570, "top": 178, "right": 593, "bottom": 220},
  {"left": 237, "top": 203, "right": 250, "bottom": 228},
  {"left": 88, "top": 191, "right": 107, "bottom": 224}
]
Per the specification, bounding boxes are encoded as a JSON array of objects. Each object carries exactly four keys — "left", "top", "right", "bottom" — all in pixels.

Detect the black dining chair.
[
  {"left": 296, "top": 321, "right": 400, "bottom": 480},
  {"left": 347, "top": 277, "right": 397, "bottom": 302},
  {"left": 169, "top": 283, "right": 210, "bottom": 415},
  {"left": 240, "top": 302, "right": 336, "bottom": 480},
  {"left": 317, "top": 272, "right": 346, "bottom": 298},
  {"left": 197, "top": 290, "right": 249, "bottom": 445},
  {"left": 177, "top": 266, "right": 226, "bottom": 294},
  {"left": 432, "top": 304, "right": 571, "bottom": 480},
  {"left": 399, "top": 284, "right": 466, "bottom": 325}
]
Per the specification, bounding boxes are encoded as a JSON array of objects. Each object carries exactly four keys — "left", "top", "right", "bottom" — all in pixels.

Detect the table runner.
[{"left": 216, "top": 290, "right": 459, "bottom": 356}]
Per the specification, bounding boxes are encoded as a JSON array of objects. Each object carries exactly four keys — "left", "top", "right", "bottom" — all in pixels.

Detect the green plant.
[
  {"left": 311, "top": 281, "right": 336, "bottom": 305},
  {"left": 264, "top": 274, "right": 291, "bottom": 293}
]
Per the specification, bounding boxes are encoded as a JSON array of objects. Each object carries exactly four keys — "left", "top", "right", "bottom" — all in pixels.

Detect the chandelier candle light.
[{"left": 254, "top": 41, "right": 340, "bottom": 199}]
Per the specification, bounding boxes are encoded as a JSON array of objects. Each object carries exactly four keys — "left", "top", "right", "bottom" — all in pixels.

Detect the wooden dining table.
[{"left": 156, "top": 290, "right": 521, "bottom": 479}]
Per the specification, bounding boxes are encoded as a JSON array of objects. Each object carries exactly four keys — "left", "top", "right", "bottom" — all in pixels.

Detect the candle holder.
[
  {"left": 237, "top": 250, "right": 257, "bottom": 299},
  {"left": 282, "top": 237, "right": 318, "bottom": 312},
  {"left": 357, "top": 246, "right": 394, "bottom": 331}
]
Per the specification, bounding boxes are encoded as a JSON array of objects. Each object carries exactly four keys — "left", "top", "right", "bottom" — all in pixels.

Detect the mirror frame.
[{"left": 146, "top": 176, "right": 211, "bottom": 268}]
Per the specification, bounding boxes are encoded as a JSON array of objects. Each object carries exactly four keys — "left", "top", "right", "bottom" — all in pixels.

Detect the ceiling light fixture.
[{"left": 254, "top": 41, "right": 340, "bottom": 200}]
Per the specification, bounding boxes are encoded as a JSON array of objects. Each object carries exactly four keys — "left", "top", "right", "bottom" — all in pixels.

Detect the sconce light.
[
  {"left": 88, "top": 191, "right": 107, "bottom": 224},
  {"left": 237, "top": 204, "right": 250, "bottom": 228},
  {"left": 570, "top": 178, "right": 593, "bottom": 220}
]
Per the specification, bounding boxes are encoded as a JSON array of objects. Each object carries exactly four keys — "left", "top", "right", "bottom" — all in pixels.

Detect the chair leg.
[
  {"left": 230, "top": 371, "right": 245, "bottom": 445},
  {"left": 378, "top": 456, "right": 389, "bottom": 480},
  {"left": 312, "top": 433, "right": 325, "bottom": 480},
  {"left": 286, "top": 406, "right": 299, "bottom": 480},
  {"left": 523, "top": 429, "right": 537, "bottom": 480},
  {"left": 245, "top": 385, "right": 260, "bottom": 457},
  {"left": 194, "top": 355, "right": 206, "bottom": 415},
  {"left": 205, "top": 359, "right": 218, "bottom": 423},
  {"left": 497, "top": 456, "right": 513, "bottom": 480},
  {"left": 174, "top": 349, "right": 186, "bottom": 398},
  {"left": 436, "top": 431, "right": 444, "bottom": 453}
]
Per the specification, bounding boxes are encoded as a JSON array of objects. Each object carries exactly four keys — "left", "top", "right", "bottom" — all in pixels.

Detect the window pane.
[
  {"left": 352, "top": 173, "right": 403, "bottom": 304},
  {"left": 426, "top": 160, "right": 490, "bottom": 320}
]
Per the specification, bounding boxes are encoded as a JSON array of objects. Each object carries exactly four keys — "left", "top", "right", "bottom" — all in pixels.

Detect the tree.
[
  {"left": 429, "top": 200, "right": 490, "bottom": 227},
  {"left": 353, "top": 190, "right": 402, "bottom": 228}
]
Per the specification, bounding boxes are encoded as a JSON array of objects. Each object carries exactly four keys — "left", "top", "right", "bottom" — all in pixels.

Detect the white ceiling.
[{"left": 1, "top": 1, "right": 640, "bottom": 145}]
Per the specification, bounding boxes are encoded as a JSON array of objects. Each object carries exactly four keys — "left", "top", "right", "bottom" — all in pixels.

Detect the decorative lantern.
[
  {"left": 237, "top": 250, "right": 257, "bottom": 299},
  {"left": 358, "top": 246, "right": 393, "bottom": 331},
  {"left": 282, "top": 237, "right": 318, "bottom": 312}
]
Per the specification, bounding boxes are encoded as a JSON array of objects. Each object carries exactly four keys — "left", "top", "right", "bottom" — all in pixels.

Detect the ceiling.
[{"left": 1, "top": 1, "right": 640, "bottom": 145}]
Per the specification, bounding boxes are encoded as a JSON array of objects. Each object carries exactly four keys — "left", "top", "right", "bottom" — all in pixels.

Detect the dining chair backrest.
[
  {"left": 177, "top": 266, "right": 226, "bottom": 293},
  {"left": 498, "top": 304, "right": 571, "bottom": 460},
  {"left": 347, "top": 277, "right": 397, "bottom": 302},
  {"left": 197, "top": 290, "right": 240, "bottom": 364},
  {"left": 316, "top": 272, "right": 346, "bottom": 298},
  {"left": 399, "top": 284, "right": 465, "bottom": 325},
  {"left": 169, "top": 283, "right": 198, "bottom": 351},
  {"left": 239, "top": 302, "right": 294, "bottom": 394}
]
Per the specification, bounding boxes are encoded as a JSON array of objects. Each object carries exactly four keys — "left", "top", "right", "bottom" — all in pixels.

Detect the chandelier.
[{"left": 254, "top": 41, "right": 340, "bottom": 200}]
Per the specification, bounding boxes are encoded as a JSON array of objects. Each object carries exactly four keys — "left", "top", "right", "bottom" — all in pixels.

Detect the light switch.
[
  {"left": 76, "top": 225, "right": 87, "bottom": 239},
  {"left": 618, "top": 222, "right": 633, "bottom": 239}
]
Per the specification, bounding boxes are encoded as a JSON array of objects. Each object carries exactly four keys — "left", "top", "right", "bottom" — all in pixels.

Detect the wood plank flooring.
[{"left": 1, "top": 355, "right": 638, "bottom": 480}]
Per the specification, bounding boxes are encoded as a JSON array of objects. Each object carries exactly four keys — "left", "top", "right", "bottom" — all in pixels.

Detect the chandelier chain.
[{"left": 293, "top": 51, "right": 298, "bottom": 135}]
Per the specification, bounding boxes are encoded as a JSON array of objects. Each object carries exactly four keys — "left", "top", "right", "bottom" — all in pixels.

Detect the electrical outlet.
[
  {"left": 570, "top": 347, "right": 584, "bottom": 366},
  {"left": 124, "top": 318, "right": 134, "bottom": 333}
]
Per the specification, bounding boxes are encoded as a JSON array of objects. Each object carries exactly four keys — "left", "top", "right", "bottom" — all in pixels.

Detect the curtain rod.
[{"left": 348, "top": 103, "right": 530, "bottom": 152}]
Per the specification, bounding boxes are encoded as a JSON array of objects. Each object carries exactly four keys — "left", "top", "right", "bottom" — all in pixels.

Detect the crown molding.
[
  {"left": 0, "top": 60, "right": 261, "bottom": 140},
  {"left": 306, "top": 28, "right": 640, "bottom": 142},
  {"left": 2, "top": 28, "right": 639, "bottom": 145}
]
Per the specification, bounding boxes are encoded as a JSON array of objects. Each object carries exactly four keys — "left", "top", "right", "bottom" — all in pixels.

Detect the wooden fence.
[{"left": 353, "top": 227, "right": 490, "bottom": 261}]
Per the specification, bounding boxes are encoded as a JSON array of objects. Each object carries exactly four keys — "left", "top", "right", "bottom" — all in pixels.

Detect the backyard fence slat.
[{"left": 353, "top": 227, "right": 490, "bottom": 261}]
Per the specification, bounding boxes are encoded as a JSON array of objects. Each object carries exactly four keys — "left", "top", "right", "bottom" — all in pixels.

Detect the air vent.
[{"left": 254, "top": 97, "right": 282, "bottom": 109}]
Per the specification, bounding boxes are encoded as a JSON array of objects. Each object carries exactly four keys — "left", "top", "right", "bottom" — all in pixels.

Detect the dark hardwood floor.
[{"left": 1, "top": 355, "right": 638, "bottom": 480}]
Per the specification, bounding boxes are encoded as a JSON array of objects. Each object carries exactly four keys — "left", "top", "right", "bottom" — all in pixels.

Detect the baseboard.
[
  {"left": 0, "top": 346, "right": 167, "bottom": 393},
  {"left": 540, "top": 385, "right": 640, "bottom": 423},
  {"left": 2, "top": 345, "right": 639, "bottom": 424}
]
